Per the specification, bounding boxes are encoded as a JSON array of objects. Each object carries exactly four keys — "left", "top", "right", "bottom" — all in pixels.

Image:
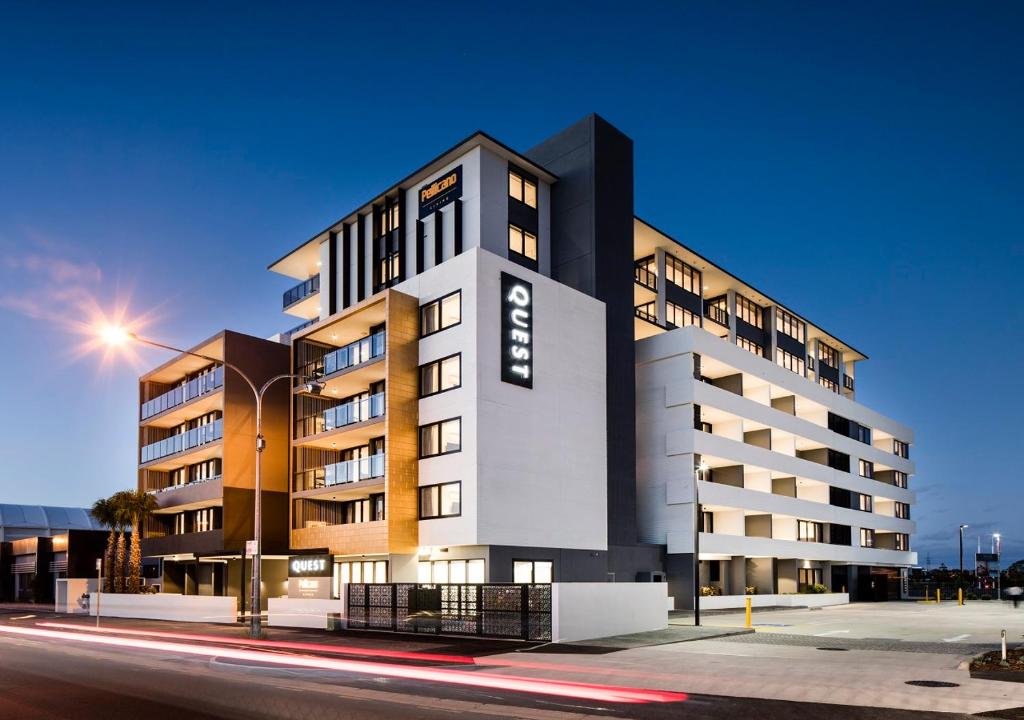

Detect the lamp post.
[
  {"left": 104, "top": 328, "right": 322, "bottom": 638},
  {"left": 994, "top": 533, "right": 1002, "bottom": 600},
  {"left": 959, "top": 524, "right": 969, "bottom": 599},
  {"left": 693, "top": 460, "right": 709, "bottom": 626}
]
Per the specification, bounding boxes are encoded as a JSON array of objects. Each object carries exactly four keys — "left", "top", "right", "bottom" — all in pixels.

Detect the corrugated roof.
[{"left": 0, "top": 504, "right": 108, "bottom": 532}]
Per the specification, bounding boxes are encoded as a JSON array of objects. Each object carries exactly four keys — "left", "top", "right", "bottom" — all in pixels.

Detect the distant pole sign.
[
  {"left": 500, "top": 272, "right": 533, "bottom": 388},
  {"left": 245, "top": 540, "right": 258, "bottom": 558}
]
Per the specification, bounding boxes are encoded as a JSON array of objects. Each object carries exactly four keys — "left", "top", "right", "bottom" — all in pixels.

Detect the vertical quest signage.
[
  {"left": 501, "top": 272, "right": 533, "bottom": 388},
  {"left": 418, "top": 165, "right": 462, "bottom": 218}
]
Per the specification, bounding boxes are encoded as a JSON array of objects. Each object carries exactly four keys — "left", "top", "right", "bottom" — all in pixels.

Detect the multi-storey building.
[
  {"left": 137, "top": 113, "right": 915, "bottom": 610},
  {"left": 266, "top": 114, "right": 917, "bottom": 606},
  {"left": 633, "top": 220, "right": 916, "bottom": 603},
  {"left": 137, "top": 330, "right": 290, "bottom": 607}
]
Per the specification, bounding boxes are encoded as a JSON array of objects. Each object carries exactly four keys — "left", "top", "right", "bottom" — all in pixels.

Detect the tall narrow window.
[
  {"left": 776, "top": 348, "right": 805, "bottom": 375},
  {"left": 893, "top": 439, "right": 909, "bottom": 459},
  {"left": 508, "top": 224, "right": 537, "bottom": 261},
  {"left": 818, "top": 342, "right": 840, "bottom": 369},
  {"left": 798, "top": 520, "right": 822, "bottom": 542},
  {"left": 775, "top": 308, "right": 806, "bottom": 342},
  {"left": 736, "top": 294, "right": 763, "bottom": 329},
  {"left": 665, "top": 302, "right": 697, "bottom": 328},
  {"left": 665, "top": 255, "right": 700, "bottom": 293},
  {"left": 858, "top": 459, "right": 874, "bottom": 478},
  {"left": 860, "top": 528, "right": 875, "bottom": 548}
]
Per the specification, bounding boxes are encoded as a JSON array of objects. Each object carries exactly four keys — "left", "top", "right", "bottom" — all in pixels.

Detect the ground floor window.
[
  {"left": 513, "top": 560, "right": 553, "bottom": 584},
  {"left": 332, "top": 559, "right": 388, "bottom": 598},
  {"left": 799, "top": 567, "right": 823, "bottom": 590},
  {"left": 417, "top": 559, "right": 485, "bottom": 584}
]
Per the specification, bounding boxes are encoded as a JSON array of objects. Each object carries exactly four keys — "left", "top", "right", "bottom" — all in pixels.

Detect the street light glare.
[{"left": 100, "top": 324, "right": 132, "bottom": 346}]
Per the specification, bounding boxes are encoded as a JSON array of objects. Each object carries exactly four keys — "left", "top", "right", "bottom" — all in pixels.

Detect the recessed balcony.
[
  {"left": 295, "top": 393, "right": 386, "bottom": 448},
  {"left": 283, "top": 275, "right": 321, "bottom": 319},
  {"left": 293, "top": 453, "right": 386, "bottom": 496},
  {"left": 140, "top": 418, "right": 223, "bottom": 469},
  {"left": 140, "top": 367, "right": 224, "bottom": 427}
]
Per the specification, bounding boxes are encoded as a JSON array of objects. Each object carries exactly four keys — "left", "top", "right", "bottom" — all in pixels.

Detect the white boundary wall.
[
  {"left": 268, "top": 597, "right": 344, "bottom": 629},
  {"left": 88, "top": 593, "right": 236, "bottom": 623},
  {"left": 700, "top": 592, "right": 849, "bottom": 610},
  {"left": 552, "top": 583, "right": 667, "bottom": 643}
]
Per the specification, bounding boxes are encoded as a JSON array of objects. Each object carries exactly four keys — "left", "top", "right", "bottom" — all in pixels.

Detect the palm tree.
[
  {"left": 111, "top": 491, "right": 134, "bottom": 593},
  {"left": 124, "top": 489, "right": 158, "bottom": 593},
  {"left": 89, "top": 497, "right": 119, "bottom": 593}
]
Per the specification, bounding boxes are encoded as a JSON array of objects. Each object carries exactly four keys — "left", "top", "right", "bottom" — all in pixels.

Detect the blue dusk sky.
[{"left": 0, "top": 2, "right": 1020, "bottom": 567}]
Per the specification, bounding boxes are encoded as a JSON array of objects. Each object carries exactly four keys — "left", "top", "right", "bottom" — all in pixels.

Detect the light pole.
[
  {"left": 994, "top": 533, "right": 1002, "bottom": 600},
  {"left": 103, "top": 327, "right": 322, "bottom": 638},
  {"left": 959, "top": 524, "right": 969, "bottom": 599},
  {"left": 693, "top": 460, "right": 709, "bottom": 626}
]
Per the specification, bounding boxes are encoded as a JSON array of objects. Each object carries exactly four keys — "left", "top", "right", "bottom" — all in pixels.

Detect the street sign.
[
  {"left": 95, "top": 558, "right": 102, "bottom": 571},
  {"left": 245, "top": 540, "right": 258, "bottom": 558}
]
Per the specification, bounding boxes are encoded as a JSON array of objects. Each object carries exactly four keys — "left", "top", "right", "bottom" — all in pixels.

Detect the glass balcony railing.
[
  {"left": 305, "top": 331, "right": 386, "bottom": 380},
  {"left": 141, "top": 418, "right": 224, "bottom": 464},
  {"left": 283, "top": 275, "right": 320, "bottom": 309},
  {"left": 141, "top": 367, "right": 224, "bottom": 421},
  {"left": 295, "top": 453, "right": 385, "bottom": 491},
  {"left": 148, "top": 475, "right": 221, "bottom": 495},
  {"left": 295, "top": 393, "right": 386, "bottom": 437}
]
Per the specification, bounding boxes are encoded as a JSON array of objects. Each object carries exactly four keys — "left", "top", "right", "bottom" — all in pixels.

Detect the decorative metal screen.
[{"left": 346, "top": 583, "right": 551, "bottom": 641}]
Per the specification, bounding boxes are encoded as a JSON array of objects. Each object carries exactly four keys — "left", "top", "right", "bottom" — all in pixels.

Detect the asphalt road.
[{"left": 0, "top": 618, "right": 1012, "bottom": 720}]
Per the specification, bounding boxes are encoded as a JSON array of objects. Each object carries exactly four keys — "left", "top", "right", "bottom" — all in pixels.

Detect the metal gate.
[{"left": 346, "top": 583, "right": 552, "bottom": 641}]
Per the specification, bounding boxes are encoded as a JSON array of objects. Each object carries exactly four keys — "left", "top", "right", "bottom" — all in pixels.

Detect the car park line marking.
[
  {"left": 942, "top": 634, "right": 970, "bottom": 642},
  {"left": 813, "top": 630, "right": 850, "bottom": 637}
]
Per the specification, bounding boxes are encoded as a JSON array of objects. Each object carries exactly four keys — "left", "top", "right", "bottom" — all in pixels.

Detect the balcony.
[
  {"left": 283, "top": 275, "right": 321, "bottom": 319},
  {"left": 295, "top": 453, "right": 385, "bottom": 492},
  {"left": 634, "top": 265, "right": 658, "bottom": 292},
  {"left": 705, "top": 303, "right": 728, "bottom": 327},
  {"left": 141, "top": 366, "right": 224, "bottom": 424},
  {"left": 140, "top": 418, "right": 223, "bottom": 466},
  {"left": 297, "top": 393, "right": 385, "bottom": 440}
]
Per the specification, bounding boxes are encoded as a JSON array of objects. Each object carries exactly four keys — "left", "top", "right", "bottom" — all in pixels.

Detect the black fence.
[{"left": 346, "top": 583, "right": 552, "bottom": 641}]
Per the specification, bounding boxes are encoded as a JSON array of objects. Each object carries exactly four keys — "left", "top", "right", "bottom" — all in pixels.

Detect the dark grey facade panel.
[
  {"left": 526, "top": 114, "right": 639, "bottom": 548},
  {"left": 342, "top": 224, "right": 352, "bottom": 309},
  {"left": 357, "top": 214, "right": 366, "bottom": 301},
  {"left": 665, "top": 283, "right": 703, "bottom": 316},
  {"left": 433, "top": 209, "right": 443, "bottom": 266},
  {"left": 487, "top": 544, "right": 664, "bottom": 584},
  {"left": 328, "top": 230, "right": 338, "bottom": 316}
]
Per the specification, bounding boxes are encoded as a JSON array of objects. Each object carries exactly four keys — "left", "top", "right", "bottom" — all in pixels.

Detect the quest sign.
[
  {"left": 418, "top": 165, "right": 462, "bottom": 218},
  {"left": 287, "top": 554, "right": 332, "bottom": 599},
  {"left": 500, "top": 272, "right": 533, "bottom": 389}
]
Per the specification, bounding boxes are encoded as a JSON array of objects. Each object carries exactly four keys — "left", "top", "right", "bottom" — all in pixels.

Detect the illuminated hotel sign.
[
  {"left": 288, "top": 554, "right": 332, "bottom": 577},
  {"left": 418, "top": 165, "right": 462, "bottom": 218},
  {"left": 500, "top": 272, "right": 533, "bottom": 389}
]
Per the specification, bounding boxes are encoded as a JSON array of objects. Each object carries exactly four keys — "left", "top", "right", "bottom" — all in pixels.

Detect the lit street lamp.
[
  {"left": 103, "top": 326, "right": 323, "bottom": 638},
  {"left": 693, "top": 460, "right": 709, "bottom": 626},
  {"left": 994, "top": 533, "right": 1002, "bottom": 600}
]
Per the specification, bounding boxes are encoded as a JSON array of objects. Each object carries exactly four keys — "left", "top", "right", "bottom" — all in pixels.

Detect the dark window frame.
[
  {"left": 508, "top": 222, "right": 538, "bottom": 264},
  {"left": 508, "top": 169, "right": 538, "bottom": 209},
  {"left": 418, "top": 481, "right": 462, "bottom": 520},
  {"left": 419, "top": 290, "right": 462, "bottom": 338},
  {"left": 419, "top": 353, "right": 462, "bottom": 398},
  {"left": 419, "top": 416, "right": 462, "bottom": 459}
]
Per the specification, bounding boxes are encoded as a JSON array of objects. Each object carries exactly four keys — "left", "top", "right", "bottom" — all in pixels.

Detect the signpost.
[{"left": 95, "top": 558, "right": 102, "bottom": 627}]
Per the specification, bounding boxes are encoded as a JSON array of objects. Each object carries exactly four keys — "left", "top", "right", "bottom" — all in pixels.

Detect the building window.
[
  {"left": 737, "top": 336, "right": 763, "bottom": 357},
  {"left": 893, "top": 439, "right": 909, "bottom": 459},
  {"left": 895, "top": 502, "right": 910, "bottom": 520},
  {"left": 859, "top": 494, "right": 873, "bottom": 512},
  {"left": 666, "top": 302, "right": 697, "bottom": 329},
  {"left": 420, "top": 354, "right": 461, "bottom": 398},
  {"left": 513, "top": 560, "right": 553, "bottom": 584},
  {"left": 420, "top": 290, "right": 461, "bottom": 337},
  {"left": 333, "top": 560, "right": 388, "bottom": 598},
  {"left": 819, "top": 376, "right": 839, "bottom": 393},
  {"left": 634, "top": 255, "right": 657, "bottom": 289},
  {"left": 775, "top": 308, "right": 806, "bottom": 343},
  {"left": 419, "top": 482, "right": 461, "bottom": 519},
  {"left": 895, "top": 533, "right": 910, "bottom": 551},
  {"left": 860, "top": 528, "right": 875, "bottom": 548},
  {"left": 736, "top": 294, "right": 763, "bottom": 329},
  {"left": 635, "top": 301, "right": 657, "bottom": 324},
  {"left": 418, "top": 558, "right": 485, "bottom": 584},
  {"left": 818, "top": 342, "right": 839, "bottom": 369},
  {"left": 776, "top": 348, "right": 805, "bottom": 375},
  {"left": 377, "top": 202, "right": 400, "bottom": 236},
  {"left": 893, "top": 471, "right": 908, "bottom": 489},
  {"left": 705, "top": 296, "right": 728, "bottom": 326},
  {"left": 509, "top": 171, "right": 540, "bottom": 208},
  {"left": 665, "top": 255, "right": 700, "bottom": 294},
  {"left": 508, "top": 170, "right": 537, "bottom": 208},
  {"left": 508, "top": 224, "right": 537, "bottom": 261},
  {"left": 798, "top": 567, "right": 823, "bottom": 590},
  {"left": 419, "top": 418, "right": 461, "bottom": 458},
  {"left": 173, "top": 513, "right": 186, "bottom": 535},
  {"left": 798, "top": 520, "right": 822, "bottom": 543},
  {"left": 859, "top": 459, "right": 874, "bottom": 479}
]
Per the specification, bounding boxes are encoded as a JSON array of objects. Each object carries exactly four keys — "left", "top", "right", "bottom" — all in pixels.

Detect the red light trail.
[{"left": 0, "top": 624, "right": 686, "bottom": 705}]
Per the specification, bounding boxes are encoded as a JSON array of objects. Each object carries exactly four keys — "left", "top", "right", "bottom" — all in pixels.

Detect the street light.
[
  {"left": 693, "top": 460, "right": 709, "bottom": 627},
  {"left": 994, "top": 533, "right": 1002, "bottom": 600},
  {"left": 103, "top": 327, "right": 323, "bottom": 638},
  {"left": 959, "top": 524, "right": 969, "bottom": 599}
]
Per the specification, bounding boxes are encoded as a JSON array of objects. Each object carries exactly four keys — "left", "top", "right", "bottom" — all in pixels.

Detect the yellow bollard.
[
  {"left": 959, "top": 588, "right": 963, "bottom": 606},
  {"left": 937, "top": 588, "right": 941, "bottom": 604},
  {"left": 745, "top": 597, "right": 752, "bottom": 628}
]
